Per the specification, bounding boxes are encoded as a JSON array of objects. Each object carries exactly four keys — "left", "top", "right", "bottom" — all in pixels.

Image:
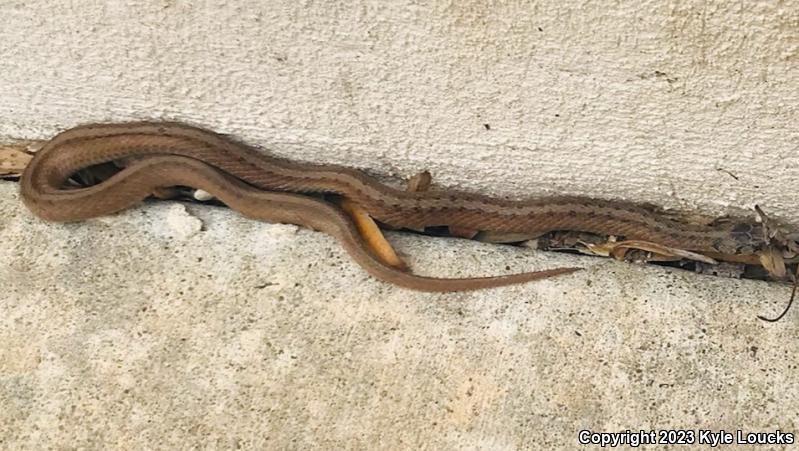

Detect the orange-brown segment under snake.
[{"left": 20, "top": 122, "right": 771, "bottom": 290}]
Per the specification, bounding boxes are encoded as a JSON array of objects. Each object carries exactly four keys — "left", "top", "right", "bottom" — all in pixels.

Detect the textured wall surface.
[{"left": 2, "top": 0, "right": 797, "bottom": 220}]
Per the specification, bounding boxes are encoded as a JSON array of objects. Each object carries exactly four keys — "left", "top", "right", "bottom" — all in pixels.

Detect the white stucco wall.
[{"left": 2, "top": 0, "right": 797, "bottom": 221}]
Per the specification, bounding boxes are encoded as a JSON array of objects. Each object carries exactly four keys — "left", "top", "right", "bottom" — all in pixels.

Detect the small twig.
[
  {"left": 716, "top": 168, "right": 739, "bottom": 180},
  {"left": 758, "top": 264, "right": 799, "bottom": 323}
]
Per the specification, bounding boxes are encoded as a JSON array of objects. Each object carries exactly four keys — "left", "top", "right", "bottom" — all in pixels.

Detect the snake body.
[
  {"left": 21, "top": 123, "right": 583, "bottom": 291},
  {"left": 20, "top": 122, "right": 768, "bottom": 290}
]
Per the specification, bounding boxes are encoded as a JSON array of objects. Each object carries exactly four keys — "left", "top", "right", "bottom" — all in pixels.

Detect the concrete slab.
[{"left": 1, "top": 182, "right": 796, "bottom": 449}]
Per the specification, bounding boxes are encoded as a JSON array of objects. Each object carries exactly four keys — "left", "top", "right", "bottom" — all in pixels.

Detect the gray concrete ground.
[{"left": 1, "top": 181, "right": 797, "bottom": 449}]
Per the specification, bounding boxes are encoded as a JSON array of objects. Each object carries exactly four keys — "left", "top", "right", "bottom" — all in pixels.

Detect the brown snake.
[{"left": 20, "top": 122, "right": 770, "bottom": 290}]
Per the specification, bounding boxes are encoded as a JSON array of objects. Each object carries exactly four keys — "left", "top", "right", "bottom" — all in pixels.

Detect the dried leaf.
[
  {"left": 585, "top": 239, "right": 718, "bottom": 265},
  {"left": 759, "top": 246, "right": 787, "bottom": 279},
  {"left": 755, "top": 205, "right": 799, "bottom": 253},
  {"left": 0, "top": 143, "right": 35, "bottom": 176},
  {"left": 406, "top": 170, "right": 432, "bottom": 193}
]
